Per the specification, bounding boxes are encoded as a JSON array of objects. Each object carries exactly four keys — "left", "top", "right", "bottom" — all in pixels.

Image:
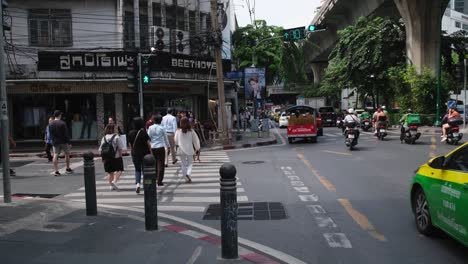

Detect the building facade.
[
  {"left": 6, "top": 0, "right": 233, "bottom": 141},
  {"left": 443, "top": 0, "right": 468, "bottom": 34}
]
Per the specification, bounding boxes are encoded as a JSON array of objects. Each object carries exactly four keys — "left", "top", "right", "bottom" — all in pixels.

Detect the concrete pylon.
[
  {"left": 310, "top": 62, "right": 328, "bottom": 84},
  {"left": 394, "top": 0, "right": 450, "bottom": 74}
]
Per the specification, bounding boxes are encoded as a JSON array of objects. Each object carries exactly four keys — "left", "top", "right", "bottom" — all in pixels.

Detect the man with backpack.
[{"left": 49, "top": 110, "right": 73, "bottom": 176}]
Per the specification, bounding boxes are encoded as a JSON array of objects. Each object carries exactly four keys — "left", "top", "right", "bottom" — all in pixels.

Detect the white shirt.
[
  {"left": 174, "top": 129, "right": 201, "bottom": 156},
  {"left": 161, "top": 114, "right": 178, "bottom": 133},
  {"left": 344, "top": 114, "right": 360, "bottom": 124}
]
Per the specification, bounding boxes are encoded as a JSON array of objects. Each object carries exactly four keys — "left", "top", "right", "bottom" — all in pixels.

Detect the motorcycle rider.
[
  {"left": 441, "top": 107, "right": 461, "bottom": 142},
  {"left": 373, "top": 107, "right": 387, "bottom": 134},
  {"left": 399, "top": 108, "right": 413, "bottom": 142},
  {"left": 343, "top": 108, "right": 361, "bottom": 139}
]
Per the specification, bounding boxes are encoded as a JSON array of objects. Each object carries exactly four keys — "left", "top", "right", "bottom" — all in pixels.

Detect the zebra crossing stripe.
[
  {"left": 65, "top": 187, "right": 245, "bottom": 197},
  {"left": 70, "top": 196, "right": 248, "bottom": 203},
  {"left": 79, "top": 182, "right": 242, "bottom": 191}
]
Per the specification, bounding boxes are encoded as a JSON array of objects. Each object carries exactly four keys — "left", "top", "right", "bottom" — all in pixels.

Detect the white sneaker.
[
  {"left": 441, "top": 137, "right": 447, "bottom": 142},
  {"left": 111, "top": 182, "right": 119, "bottom": 190},
  {"left": 109, "top": 186, "right": 114, "bottom": 191}
]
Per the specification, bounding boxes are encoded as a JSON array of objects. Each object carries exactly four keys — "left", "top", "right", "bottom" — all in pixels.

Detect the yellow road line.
[
  {"left": 297, "top": 154, "right": 336, "bottom": 192},
  {"left": 430, "top": 136, "right": 437, "bottom": 157},
  {"left": 338, "top": 198, "right": 387, "bottom": 242},
  {"left": 321, "top": 150, "right": 353, "bottom": 156}
]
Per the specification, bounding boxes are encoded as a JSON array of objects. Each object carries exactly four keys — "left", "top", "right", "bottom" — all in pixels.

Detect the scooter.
[
  {"left": 361, "top": 118, "right": 372, "bottom": 132},
  {"left": 446, "top": 126, "right": 463, "bottom": 145},
  {"left": 336, "top": 116, "right": 343, "bottom": 129},
  {"left": 344, "top": 122, "right": 359, "bottom": 150},
  {"left": 375, "top": 117, "right": 388, "bottom": 140},
  {"left": 401, "top": 124, "right": 421, "bottom": 144}
]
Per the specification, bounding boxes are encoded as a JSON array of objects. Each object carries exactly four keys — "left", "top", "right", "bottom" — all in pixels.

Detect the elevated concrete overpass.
[{"left": 306, "top": 0, "right": 450, "bottom": 83}]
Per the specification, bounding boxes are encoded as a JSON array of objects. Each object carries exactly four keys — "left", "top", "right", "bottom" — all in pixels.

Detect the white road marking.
[
  {"left": 65, "top": 188, "right": 245, "bottom": 197},
  {"left": 79, "top": 182, "right": 242, "bottom": 191},
  {"left": 186, "top": 246, "right": 203, "bottom": 264},
  {"left": 134, "top": 205, "right": 205, "bottom": 212},
  {"left": 316, "top": 217, "right": 337, "bottom": 228},
  {"left": 298, "top": 194, "right": 319, "bottom": 202},
  {"left": 307, "top": 205, "right": 326, "bottom": 214},
  {"left": 323, "top": 233, "right": 352, "bottom": 248},
  {"left": 50, "top": 161, "right": 82, "bottom": 175},
  {"left": 71, "top": 196, "right": 248, "bottom": 203}
]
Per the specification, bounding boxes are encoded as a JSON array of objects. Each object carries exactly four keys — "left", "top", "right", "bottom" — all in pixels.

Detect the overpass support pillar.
[
  {"left": 394, "top": 0, "right": 449, "bottom": 74},
  {"left": 311, "top": 62, "right": 328, "bottom": 84}
]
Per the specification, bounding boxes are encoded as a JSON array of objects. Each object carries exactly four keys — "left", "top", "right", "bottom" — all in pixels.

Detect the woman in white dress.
[{"left": 175, "top": 117, "right": 201, "bottom": 183}]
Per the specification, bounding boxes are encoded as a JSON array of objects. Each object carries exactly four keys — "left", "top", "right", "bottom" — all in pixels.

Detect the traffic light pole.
[
  {"left": 138, "top": 53, "right": 144, "bottom": 118},
  {"left": 0, "top": 3, "right": 11, "bottom": 203}
]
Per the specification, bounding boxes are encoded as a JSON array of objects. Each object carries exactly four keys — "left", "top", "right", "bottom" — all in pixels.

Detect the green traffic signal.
[
  {"left": 143, "top": 75, "right": 150, "bottom": 84},
  {"left": 308, "top": 25, "right": 316, "bottom": 31}
]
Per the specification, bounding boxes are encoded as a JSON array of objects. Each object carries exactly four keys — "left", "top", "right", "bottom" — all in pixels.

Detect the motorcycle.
[
  {"left": 401, "top": 124, "right": 421, "bottom": 144},
  {"left": 336, "top": 117, "right": 343, "bottom": 129},
  {"left": 375, "top": 116, "right": 388, "bottom": 140},
  {"left": 446, "top": 125, "right": 463, "bottom": 145},
  {"left": 344, "top": 122, "right": 359, "bottom": 150},
  {"left": 361, "top": 118, "right": 372, "bottom": 132}
]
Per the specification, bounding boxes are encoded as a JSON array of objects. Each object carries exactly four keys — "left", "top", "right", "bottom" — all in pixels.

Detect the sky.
[{"left": 233, "top": 0, "right": 322, "bottom": 28}]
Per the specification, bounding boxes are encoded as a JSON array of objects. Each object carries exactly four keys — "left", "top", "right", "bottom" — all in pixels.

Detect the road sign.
[
  {"left": 282, "top": 27, "right": 306, "bottom": 41},
  {"left": 225, "top": 71, "right": 243, "bottom": 79}
]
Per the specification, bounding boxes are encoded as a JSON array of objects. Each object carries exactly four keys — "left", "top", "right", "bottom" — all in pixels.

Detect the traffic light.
[
  {"left": 282, "top": 27, "right": 306, "bottom": 41},
  {"left": 141, "top": 56, "right": 151, "bottom": 86},
  {"left": 307, "top": 24, "right": 327, "bottom": 32},
  {"left": 126, "top": 56, "right": 138, "bottom": 92}
]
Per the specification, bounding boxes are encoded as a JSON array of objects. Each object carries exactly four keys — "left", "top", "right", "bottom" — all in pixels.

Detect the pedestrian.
[
  {"left": 0, "top": 133, "right": 16, "bottom": 176},
  {"left": 108, "top": 116, "right": 123, "bottom": 134},
  {"left": 148, "top": 114, "right": 170, "bottom": 186},
  {"left": 145, "top": 112, "right": 155, "bottom": 130},
  {"left": 99, "top": 123, "right": 124, "bottom": 191},
  {"left": 44, "top": 116, "right": 54, "bottom": 162},
  {"left": 49, "top": 110, "right": 73, "bottom": 176},
  {"left": 161, "top": 108, "right": 178, "bottom": 165},
  {"left": 128, "top": 117, "right": 151, "bottom": 194},
  {"left": 175, "top": 117, "right": 201, "bottom": 183}
]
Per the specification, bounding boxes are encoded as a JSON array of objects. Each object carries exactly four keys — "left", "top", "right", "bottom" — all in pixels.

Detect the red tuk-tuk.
[{"left": 286, "top": 106, "right": 322, "bottom": 143}]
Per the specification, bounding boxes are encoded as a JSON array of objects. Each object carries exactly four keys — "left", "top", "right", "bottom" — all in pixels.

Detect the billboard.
[{"left": 244, "top": 67, "right": 266, "bottom": 100}]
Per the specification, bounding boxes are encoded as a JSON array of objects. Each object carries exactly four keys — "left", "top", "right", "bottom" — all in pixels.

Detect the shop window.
[{"left": 28, "top": 9, "right": 72, "bottom": 47}]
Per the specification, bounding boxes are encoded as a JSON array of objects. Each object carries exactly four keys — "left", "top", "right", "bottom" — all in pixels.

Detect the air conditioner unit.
[
  {"left": 172, "top": 29, "right": 190, "bottom": 55},
  {"left": 149, "top": 26, "right": 170, "bottom": 52}
]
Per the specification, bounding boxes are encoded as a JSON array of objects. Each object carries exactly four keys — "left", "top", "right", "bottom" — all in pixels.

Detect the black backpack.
[{"left": 101, "top": 134, "right": 117, "bottom": 160}]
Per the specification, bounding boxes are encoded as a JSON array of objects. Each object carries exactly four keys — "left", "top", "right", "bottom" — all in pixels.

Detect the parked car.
[
  {"left": 318, "top": 106, "right": 337, "bottom": 126},
  {"left": 279, "top": 112, "right": 288, "bottom": 128},
  {"left": 410, "top": 143, "right": 468, "bottom": 246}
]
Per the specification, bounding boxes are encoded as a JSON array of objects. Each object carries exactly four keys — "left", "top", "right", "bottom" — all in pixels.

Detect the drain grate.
[
  {"left": 241, "top": 161, "right": 265, "bottom": 165},
  {"left": 12, "top": 193, "right": 60, "bottom": 199},
  {"left": 203, "top": 202, "right": 287, "bottom": 220}
]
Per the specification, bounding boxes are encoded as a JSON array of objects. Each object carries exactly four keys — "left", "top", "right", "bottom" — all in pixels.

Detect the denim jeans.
[{"left": 132, "top": 155, "right": 143, "bottom": 184}]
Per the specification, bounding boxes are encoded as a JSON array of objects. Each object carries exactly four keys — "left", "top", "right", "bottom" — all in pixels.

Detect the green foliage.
[
  {"left": 320, "top": 16, "right": 406, "bottom": 106},
  {"left": 391, "top": 66, "right": 450, "bottom": 114},
  {"left": 231, "top": 20, "right": 284, "bottom": 85}
]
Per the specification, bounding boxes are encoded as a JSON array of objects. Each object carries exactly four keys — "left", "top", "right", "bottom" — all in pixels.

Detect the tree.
[
  {"left": 320, "top": 16, "right": 406, "bottom": 107},
  {"left": 231, "top": 20, "right": 284, "bottom": 85}
]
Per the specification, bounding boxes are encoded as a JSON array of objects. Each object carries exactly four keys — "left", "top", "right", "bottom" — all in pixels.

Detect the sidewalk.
[
  {"left": 9, "top": 128, "right": 279, "bottom": 158},
  {"left": 0, "top": 197, "right": 281, "bottom": 264}
]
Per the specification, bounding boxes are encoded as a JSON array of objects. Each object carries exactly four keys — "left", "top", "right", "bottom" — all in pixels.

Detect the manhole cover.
[
  {"left": 203, "top": 202, "right": 287, "bottom": 220},
  {"left": 241, "top": 161, "right": 265, "bottom": 164},
  {"left": 12, "top": 193, "right": 60, "bottom": 199}
]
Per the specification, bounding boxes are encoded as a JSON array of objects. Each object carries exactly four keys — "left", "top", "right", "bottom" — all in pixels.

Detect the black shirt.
[
  {"left": 49, "top": 119, "right": 70, "bottom": 145},
  {"left": 128, "top": 129, "right": 150, "bottom": 158}
]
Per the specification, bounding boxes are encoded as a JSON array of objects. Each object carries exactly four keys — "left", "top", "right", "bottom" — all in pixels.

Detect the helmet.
[
  {"left": 348, "top": 108, "right": 355, "bottom": 114},
  {"left": 407, "top": 108, "right": 413, "bottom": 113}
]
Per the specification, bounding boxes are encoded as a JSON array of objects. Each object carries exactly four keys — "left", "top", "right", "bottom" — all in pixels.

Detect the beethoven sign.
[{"left": 38, "top": 51, "right": 231, "bottom": 74}]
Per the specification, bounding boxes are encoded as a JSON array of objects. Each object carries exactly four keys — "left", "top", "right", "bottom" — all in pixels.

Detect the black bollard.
[
  {"left": 143, "top": 154, "right": 158, "bottom": 231},
  {"left": 83, "top": 152, "right": 97, "bottom": 216},
  {"left": 219, "top": 163, "right": 238, "bottom": 259}
]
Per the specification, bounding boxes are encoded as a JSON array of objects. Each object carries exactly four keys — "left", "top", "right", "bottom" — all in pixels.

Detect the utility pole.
[
  {"left": 138, "top": 53, "right": 144, "bottom": 118},
  {"left": 0, "top": 2, "right": 11, "bottom": 203},
  {"left": 134, "top": 0, "right": 143, "bottom": 118},
  {"left": 210, "top": 0, "right": 228, "bottom": 144}
]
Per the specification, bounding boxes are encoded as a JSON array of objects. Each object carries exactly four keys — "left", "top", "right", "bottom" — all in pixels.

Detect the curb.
[{"left": 222, "top": 139, "right": 277, "bottom": 150}]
